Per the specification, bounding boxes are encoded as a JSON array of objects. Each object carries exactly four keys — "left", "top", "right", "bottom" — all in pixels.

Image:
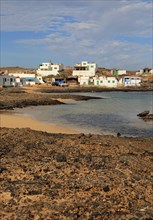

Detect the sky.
[{"left": 0, "top": 0, "right": 153, "bottom": 70}]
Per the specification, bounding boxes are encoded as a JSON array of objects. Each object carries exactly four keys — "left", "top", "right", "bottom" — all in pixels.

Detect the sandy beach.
[{"left": 0, "top": 112, "right": 79, "bottom": 134}]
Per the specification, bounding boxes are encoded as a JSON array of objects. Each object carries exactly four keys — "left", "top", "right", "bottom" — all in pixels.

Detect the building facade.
[
  {"left": 93, "top": 76, "right": 118, "bottom": 87},
  {"left": 0, "top": 75, "right": 16, "bottom": 87},
  {"left": 37, "top": 62, "right": 64, "bottom": 76},
  {"left": 72, "top": 61, "right": 97, "bottom": 77},
  {"left": 123, "top": 76, "right": 142, "bottom": 87}
]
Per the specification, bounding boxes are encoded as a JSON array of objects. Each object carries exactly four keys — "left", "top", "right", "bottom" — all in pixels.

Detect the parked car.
[
  {"left": 52, "top": 80, "right": 68, "bottom": 87},
  {"left": 59, "top": 82, "right": 68, "bottom": 87}
]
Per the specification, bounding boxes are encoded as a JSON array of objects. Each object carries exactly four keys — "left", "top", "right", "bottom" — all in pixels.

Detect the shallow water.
[{"left": 16, "top": 91, "right": 153, "bottom": 137}]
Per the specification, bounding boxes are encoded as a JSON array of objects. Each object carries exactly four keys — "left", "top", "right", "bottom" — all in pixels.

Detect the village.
[{"left": 0, "top": 60, "right": 153, "bottom": 88}]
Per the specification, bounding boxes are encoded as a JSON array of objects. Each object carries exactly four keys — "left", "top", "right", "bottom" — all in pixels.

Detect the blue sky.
[{"left": 0, "top": 0, "right": 152, "bottom": 70}]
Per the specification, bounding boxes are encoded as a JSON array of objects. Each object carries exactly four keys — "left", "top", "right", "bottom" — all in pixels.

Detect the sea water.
[{"left": 17, "top": 91, "right": 153, "bottom": 137}]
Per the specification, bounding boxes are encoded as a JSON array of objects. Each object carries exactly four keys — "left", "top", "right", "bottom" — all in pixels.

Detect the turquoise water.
[{"left": 17, "top": 91, "right": 153, "bottom": 137}]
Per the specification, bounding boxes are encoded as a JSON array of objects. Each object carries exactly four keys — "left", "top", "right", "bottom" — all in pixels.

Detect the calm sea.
[{"left": 16, "top": 91, "right": 153, "bottom": 137}]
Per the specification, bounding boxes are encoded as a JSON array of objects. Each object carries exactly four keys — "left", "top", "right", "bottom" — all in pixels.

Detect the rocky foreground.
[{"left": 0, "top": 128, "right": 153, "bottom": 220}]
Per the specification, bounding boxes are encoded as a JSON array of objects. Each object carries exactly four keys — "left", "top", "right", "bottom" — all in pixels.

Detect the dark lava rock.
[
  {"left": 27, "top": 190, "right": 42, "bottom": 195},
  {"left": 0, "top": 166, "right": 6, "bottom": 173},
  {"left": 117, "top": 132, "right": 121, "bottom": 137},
  {"left": 56, "top": 153, "right": 67, "bottom": 162},
  {"left": 137, "top": 110, "right": 149, "bottom": 117},
  {"left": 103, "top": 185, "right": 110, "bottom": 192}
]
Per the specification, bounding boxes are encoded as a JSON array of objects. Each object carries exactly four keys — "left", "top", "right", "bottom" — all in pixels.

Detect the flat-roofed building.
[
  {"left": 72, "top": 61, "right": 97, "bottom": 77},
  {"left": 37, "top": 61, "right": 64, "bottom": 76}
]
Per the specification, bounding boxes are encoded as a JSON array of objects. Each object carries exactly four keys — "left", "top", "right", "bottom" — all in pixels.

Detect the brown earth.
[
  {"left": 0, "top": 87, "right": 101, "bottom": 110},
  {"left": 0, "top": 66, "right": 36, "bottom": 74},
  {"left": 0, "top": 128, "right": 153, "bottom": 219}
]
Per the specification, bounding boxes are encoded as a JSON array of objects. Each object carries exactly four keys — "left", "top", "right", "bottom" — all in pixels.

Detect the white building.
[
  {"left": 36, "top": 62, "right": 64, "bottom": 76},
  {"left": 123, "top": 76, "right": 142, "bottom": 87},
  {"left": 78, "top": 76, "right": 90, "bottom": 85},
  {"left": 0, "top": 75, "right": 16, "bottom": 87},
  {"left": 93, "top": 76, "right": 118, "bottom": 87},
  {"left": 72, "top": 61, "right": 97, "bottom": 77},
  {"left": 8, "top": 73, "right": 35, "bottom": 78},
  {"left": 136, "top": 68, "right": 153, "bottom": 76},
  {"left": 8, "top": 73, "right": 44, "bottom": 86}
]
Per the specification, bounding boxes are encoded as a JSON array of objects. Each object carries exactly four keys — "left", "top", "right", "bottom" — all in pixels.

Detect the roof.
[{"left": 0, "top": 75, "right": 16, "bottom": 78}]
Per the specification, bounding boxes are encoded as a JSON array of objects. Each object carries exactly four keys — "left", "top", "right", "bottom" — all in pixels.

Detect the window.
[
  {"left": 112, "top": 80, "right": 115, "bottom": 83},
  {"left": 54, "top": 67, "right": 57, "bottom": 69},
  {"left": 90, "top": 65, "right": 94, "bottom": 68},
  {"left": 108, "top": 80, "right": 110, "bottom": 83},
  {"left": 10, "top": 78, "right": 13, "bottom": 82},
  {"left": 100, "top": 80, "right": 103, "bottom": 83}
]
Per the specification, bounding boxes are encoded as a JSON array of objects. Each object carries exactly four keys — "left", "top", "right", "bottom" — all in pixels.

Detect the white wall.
[
  {"left": 78, "top": 76, "right": 90, "bottom": 85},
  {"left": 37, "top": 62, "right": 64, "bottom": 76},
  {"left": 25, "top": 81, "right": 36, "bottom": 86},
  {"left": 39, "top": 63, "right": 51, "bottom": 70},
  {"left": 73, "top": 70, "right": 95, "bottom": 77},
  {"left": 36, "top": 70, "right": 58, "bottom": 76},
  {"left": 73, "top": 61, "right": 97, "bottom": 77},
  {"left": 9, "top": 73, "right": 35, "bottom": 78},
  {"left": 118, "top": 70, "right": 126, "bottom": 75},
  {"left": 93, "top": 76, "right": 118, "bottom": 87},
  {"left": 150, "top": 69, "right": 153, "bottom": 74},
  {"left": 35, "top": 76, "right": 44, "bottom": 84},
  {"left": 0, "top": 76, "right": 16, "bottom": 87}
]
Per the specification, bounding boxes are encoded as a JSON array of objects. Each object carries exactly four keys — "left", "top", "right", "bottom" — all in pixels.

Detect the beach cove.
[
  {"left": 0, "top": 86, "right": 153, "bottom": 219},
  {"left": 0, "top": 86, "right": 152, "bottom": 137}
]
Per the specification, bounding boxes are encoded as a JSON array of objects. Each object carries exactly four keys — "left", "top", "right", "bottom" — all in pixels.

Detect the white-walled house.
[
  {"left": 123, "top": 76, "right": 142, "bottom": 87},
  {"left": 72, "top": 61, "right": 97, "bottom": 77},
  {"left": 93, "top": 76, "right": 118, "bottom": 87},
  {"left": 0, "top": 75, "right": 16, "bottom": 87},
  {"left": 36, "top": 62, "right": 64, "bottom": 76},
  {"left": 8, "top": 73, "right": 44, "bottom": 85},
  {"left": 78, "top": 76, "right": 90, "bottom": 85},
  {"left": 136, "top": 68, "right": 153, "bottom": 76}
]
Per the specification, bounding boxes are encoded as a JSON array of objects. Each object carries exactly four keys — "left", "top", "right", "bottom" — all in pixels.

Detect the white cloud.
[{"left": 1, "top": 0, "right": 152, "bottom": 69}]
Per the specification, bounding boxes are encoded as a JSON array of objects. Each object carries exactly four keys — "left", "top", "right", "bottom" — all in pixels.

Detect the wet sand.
[{"left": 0, "top": 113, "right": 79, "bottom": 134}]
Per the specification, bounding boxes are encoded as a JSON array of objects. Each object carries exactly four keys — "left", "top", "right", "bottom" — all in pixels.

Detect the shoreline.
[
  {"left": 1, "top": 86, "right": 153, "bottom": 219},
  {"left": 0, "top": 112, "right": 79, "bottom": 134}
]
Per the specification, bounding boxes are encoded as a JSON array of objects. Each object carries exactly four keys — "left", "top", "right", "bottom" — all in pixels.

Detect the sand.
[{"left": 0, "top": 112, "right": 79, "bottom": 134}]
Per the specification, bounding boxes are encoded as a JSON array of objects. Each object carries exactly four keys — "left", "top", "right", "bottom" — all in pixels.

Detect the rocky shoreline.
[
  {"left": 38, "top": 86, "right": 153, "bottom": 93},
  {"left": 0, "top": 86, "right": 153, "bottom": 219},
  {"left": 0, "top": 87, "right": 101, "bottom": 110},
  {"left": 0, "top": 128, "right": 153, "bottom": 219}
]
